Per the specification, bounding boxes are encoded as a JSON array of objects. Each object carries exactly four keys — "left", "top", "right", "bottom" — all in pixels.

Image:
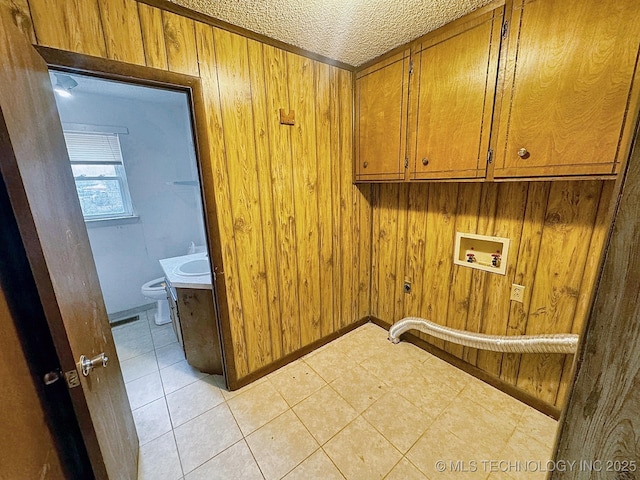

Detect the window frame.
[{"left": 63, "top": 130, "right": 136, "bottom": 221}]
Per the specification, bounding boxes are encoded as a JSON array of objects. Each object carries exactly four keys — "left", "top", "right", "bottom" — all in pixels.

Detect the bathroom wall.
[
  {"left": 370, "top": 180, "right": 615, "bottom": 408},
  {"left": 54, "top": 85, "right": 206, "bottom": 316}
]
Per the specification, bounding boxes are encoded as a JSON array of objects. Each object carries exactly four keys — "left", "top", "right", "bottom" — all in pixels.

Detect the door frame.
[{"left": 36, "top": 46, "right": 236, "bottom": 388}]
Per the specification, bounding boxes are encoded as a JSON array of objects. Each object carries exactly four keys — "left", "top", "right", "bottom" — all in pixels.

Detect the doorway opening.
[{"left": 48, "top": 69, "right": 227, "bottom": 413}]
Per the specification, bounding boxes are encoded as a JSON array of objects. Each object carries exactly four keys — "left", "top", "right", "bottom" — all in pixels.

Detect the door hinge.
[
  {"left": 409, "top": 60, "right": 414, "bottom": 75},
  {"left": 487, "top": 149, "right": 494, "bottom": 165},
  {"left": 501, "top": 21, "right": 509, "bottom": 39},
  {"left": 404, "top": 156, "right": 409, "bottom": 169}
]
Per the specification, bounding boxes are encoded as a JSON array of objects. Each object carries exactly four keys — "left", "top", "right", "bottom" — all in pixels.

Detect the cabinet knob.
[
  {"left": 363, "top": 161, "right": 368, "bottom": 168},
  {"left": 422, "top": 158, "right": 429, "bottom": 166},
  {"left": 517, "top": 148, "right": 529, "bottom": 158}
]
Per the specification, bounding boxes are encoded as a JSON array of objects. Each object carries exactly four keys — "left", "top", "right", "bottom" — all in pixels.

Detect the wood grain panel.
[
  {"left": 357, "top": 185, "right": 372, "bottom": 320},
  {"left": 373, "top": 184, "right": 401, "bottom": 322},
  {"left": 392, "top": 184, "right": 410, "bottom": 321},
  {"left": 137, "top": 3, "right": 168, "bottom": 69},
  {"left": 194, "top": 22, "right": 249, "bottom": 378},
  {"left": 338, "top": 68, "right": 355, "bottom": 328},
  {"left": 288, "top": 53, "right": 322, "bottom": 345},
  {"left": 517, "top": 181, "right": 602, "bottom": 403},
  {"left": 98, "top": 0, "right": 145, "bottom": 65},
  {"left": 262, "top": 45, "right": 300, "bottom": 356},
  {"left": 420, "top": 184, "right": 459, "bottom": 350},
  {"left": 329, "top": 66, "right": 344, "bottom": 330},
  {"left": 214, "top": 28, "right": 272, "bottom": 372},
  {"left": 372, "top": 180, "right": 614, "bottom": 408},
  {"left": 551, "top": 131, "right": 640, "bottom": 476},
  {"left": 403, "top": 184, "right": 428, "bottom": 320},
  {"left": 28, "top": 0, "right": 106, "bottom": 56},
  {"left": 0, "top": 0, "right": 36, "bottom": 42},
  {"left": 162, "top": 10, "right": 198, "bottom": 76},
  {"left": 445, "top": 183, "right": 482, "bottom": 358},
  {"left": 463, "top": 183, "right": 498, "bottom": 365},
  {"left": 500, "top": 182, "right": 550, "bottom": 385},
  {"left": 246, "top": 39, "right": 283, "bottom": 362},
  {"left": 476, "top": 183, "right": 528, "bottom": 376},
  {"left": 315, "top": 61, "right": 334, "bottom": 337},
  {"left": 555, "top": 180, "right": 615, "bottom": 405}
]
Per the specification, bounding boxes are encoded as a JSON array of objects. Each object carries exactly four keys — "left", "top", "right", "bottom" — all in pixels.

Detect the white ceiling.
[
  {"left": 170, "top": 0, "right": 494, "bottom": 66},
  {"left": 49, "top": 71, "right": 188, "bottom": 105}
]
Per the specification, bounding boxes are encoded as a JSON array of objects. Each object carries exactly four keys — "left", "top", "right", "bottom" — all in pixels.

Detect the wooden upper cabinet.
[
  {"left": 355, "top": 50, "right": 410, "bottom": 181},
  {"left": 409, "top": 7, "right": 504, "bottom": 180},
  {"left": 493, "top": 0, "right": 640, "bottom": 179}
]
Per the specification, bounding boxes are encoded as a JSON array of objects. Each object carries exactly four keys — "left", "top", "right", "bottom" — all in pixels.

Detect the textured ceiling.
[{"left": 169, "top": 0, "right": 494, "bottom": 66}]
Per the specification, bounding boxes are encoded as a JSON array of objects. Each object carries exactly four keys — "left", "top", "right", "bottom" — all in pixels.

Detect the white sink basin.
[{"left": 175, "top": 258, "right": 210, "bottom": 276}]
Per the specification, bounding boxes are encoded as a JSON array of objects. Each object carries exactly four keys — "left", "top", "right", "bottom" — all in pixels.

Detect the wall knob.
[
  {"left": 363, "top": 161, "right": 368, "bottom": 168},
  {"left": 517, "top": 148, "right": 529, "bottom": 158},
  {"left": 422, "top": 158, "right": 429, "bottom": 166}
]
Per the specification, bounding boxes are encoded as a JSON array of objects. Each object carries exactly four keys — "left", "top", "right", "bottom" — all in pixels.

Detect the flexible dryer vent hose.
[{"left": 388, "top": 317, "right": 579, "bottom": 354}]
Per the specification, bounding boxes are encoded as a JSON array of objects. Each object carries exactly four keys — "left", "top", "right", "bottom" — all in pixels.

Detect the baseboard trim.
[
  {"left": 228, "top": 317, "right": 370, "bottom": 391},
  {"left": 370, "top": 317, "right": 561, "bottom": 420},
  {"left": 108, "top": 303, "right": 155, "bottom": 323}
]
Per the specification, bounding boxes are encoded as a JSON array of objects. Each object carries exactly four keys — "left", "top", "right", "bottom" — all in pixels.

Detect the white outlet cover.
[{"left": 510, "top": 284, "right": 525, "bottom": 302}]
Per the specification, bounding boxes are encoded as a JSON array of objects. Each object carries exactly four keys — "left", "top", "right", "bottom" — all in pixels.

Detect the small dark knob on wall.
[
  {"left": 363, "top": 162, "right": 368, "bottom": 168},
  {"left": 422, "top": 158, "right": 429, "bottom": 166}
]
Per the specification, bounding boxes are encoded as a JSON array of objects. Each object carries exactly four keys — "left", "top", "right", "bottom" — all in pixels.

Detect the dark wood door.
[{"left": 0, "top": 13, "right": 138, "bottom": 480}]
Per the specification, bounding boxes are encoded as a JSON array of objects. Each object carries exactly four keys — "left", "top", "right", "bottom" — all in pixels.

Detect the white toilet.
[{"left": 141, "top": 278, "right": 171, "bottom": 325}]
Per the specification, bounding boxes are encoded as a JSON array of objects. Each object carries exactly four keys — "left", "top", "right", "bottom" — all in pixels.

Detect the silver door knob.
[
  {"left": 517, "top": 148, "right": 529, "bottom": 158},
  {"left": 80, "top": 353, "right": 109, "bottom": 376}
]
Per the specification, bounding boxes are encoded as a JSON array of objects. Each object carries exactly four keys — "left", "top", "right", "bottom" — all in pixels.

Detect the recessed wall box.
[{"left": 453, "top": 232, "right": 510, "bottom": 275}]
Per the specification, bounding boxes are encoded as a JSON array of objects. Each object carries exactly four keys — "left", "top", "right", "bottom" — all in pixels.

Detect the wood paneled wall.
[
  {"left": 3, "top": 0, "right": 370, "bottom": 385},
  {"left": 371, "top": 180, "right": 614, "bottom": 408}
]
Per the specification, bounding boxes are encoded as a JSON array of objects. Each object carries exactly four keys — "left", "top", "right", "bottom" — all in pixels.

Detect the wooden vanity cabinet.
[
  {"left": 492, "top": 0, "right": 640, "bottom": 179},
  {"left": 409, "top": 7, "right": 504, "bottom": 180},
  {"left": 355, "top": 50, "right": 410, "bottom": 181},
  {"left": 165, "top": 281, "right": 223, "bottom": 375}
]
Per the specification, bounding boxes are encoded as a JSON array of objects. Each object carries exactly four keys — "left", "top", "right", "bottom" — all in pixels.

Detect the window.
[{"left": 63, "top": 131, "right": 135, "bottom": 220}]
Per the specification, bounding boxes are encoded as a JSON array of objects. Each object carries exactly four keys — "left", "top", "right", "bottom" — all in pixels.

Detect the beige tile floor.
[{"left": 112, "top": 310, "right": 558, "bottom": 480}]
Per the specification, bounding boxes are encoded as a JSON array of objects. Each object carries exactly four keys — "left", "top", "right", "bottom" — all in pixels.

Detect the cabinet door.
[
  {"left": 494, "top": 0, "right": 640, "bottom": 178},
  {"left": 409, "top": 8, "right": 504, "bottom": 180},
  {"left": 355, "top": 50, "right": 410, "bottom": 181}
]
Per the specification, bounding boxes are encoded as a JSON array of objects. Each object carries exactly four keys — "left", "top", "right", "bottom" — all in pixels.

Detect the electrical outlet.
[{"left": 510, "top": 284, "right": 525, "bottom": 303}]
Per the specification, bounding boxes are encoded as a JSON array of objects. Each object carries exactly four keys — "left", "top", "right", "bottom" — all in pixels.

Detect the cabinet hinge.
[
  {"left": 501, "top": 21, "right": 509, "bottom": 39},
  {"left": 487, "top": 149, "right": 494, "bottom": 165},
  {"left": 409, "top": 60, "right": 414, "bottom": 75},
  {"left": 404, "top": 156, "right": 409, "bottom": 169}
]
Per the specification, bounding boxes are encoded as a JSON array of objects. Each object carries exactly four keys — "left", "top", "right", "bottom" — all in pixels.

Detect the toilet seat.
[{"left": 141, "top": 277, "right": 166, "bottom": 295}]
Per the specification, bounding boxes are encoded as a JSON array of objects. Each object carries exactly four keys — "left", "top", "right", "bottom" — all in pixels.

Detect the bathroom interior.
[{"left": 2, "top": 0, "right": 638, "bottom": 479}]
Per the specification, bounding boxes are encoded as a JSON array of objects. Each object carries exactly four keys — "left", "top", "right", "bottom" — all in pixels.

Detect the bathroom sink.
[{"left": 175, "top": 258, "right": 210, "bottom": 276}]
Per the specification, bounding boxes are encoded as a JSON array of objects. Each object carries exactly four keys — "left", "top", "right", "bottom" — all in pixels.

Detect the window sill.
[{"left": 85, "top": 215, "right": 140, "bottom": 228}]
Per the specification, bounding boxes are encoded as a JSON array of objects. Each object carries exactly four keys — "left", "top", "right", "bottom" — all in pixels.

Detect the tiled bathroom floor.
[{"left": 112, "top": 311, "right": 557, "bottom": 480}]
